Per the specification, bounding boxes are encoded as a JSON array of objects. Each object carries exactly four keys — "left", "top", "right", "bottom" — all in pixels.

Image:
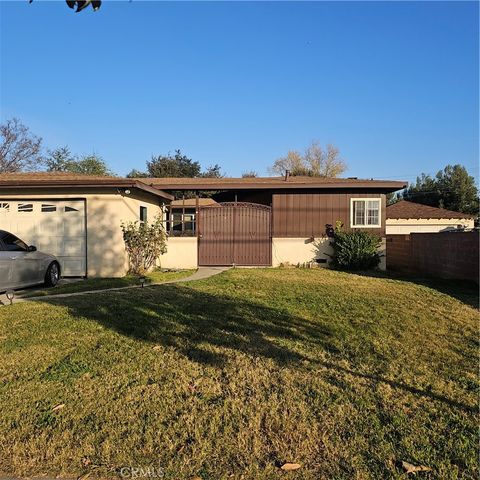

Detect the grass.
[
  {"left": 17, "top": 269, "right": 194, "bottom": 297},
  {"left": 0, "top": 268, "right": 478, "bottom": 479}
]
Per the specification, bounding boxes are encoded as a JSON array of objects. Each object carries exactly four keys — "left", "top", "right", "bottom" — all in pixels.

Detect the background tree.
[
  {"left": 126, "top": 169, "right": 148, "bottom": 178},
  {"left": 44, "top": 146, "right": 75, "bottom": 172},
  {"left": 270, "top": 150, "right": 304, "bottom": 176},
  {"left": 269, "top": 141, "right": 347, "bottom": 177},
  {"left": 0, "top": 118, "right": 43, "bottom": 173},
  {"left": 387, "top": 192, "right": 401, "bottom": 205},
  {"left": 29, "top": 0, "right": 101, "bottom": 13},
  {"left": 45, "top": 147, "right": 113, "bottom": 176},
  {"left": 403, "top": 164, "right": 478, "bottom": 215},
  {"left": 402, "top": 173, "right": 439, "bottom": 207},
  {"left": 242, "top": 170, "right": 258, "bottom": 178},
  {"left": 130, "top": 150, "right": 223, "bottom": 179},
  {"left": 435, "top": 165, "right": 479, "bottom": 214},
  {"left": 146, "top": 150, "right": 201, "bottom": 177},
  {"left": 199, "top": 164, "right": 224, "bottom": 178}
]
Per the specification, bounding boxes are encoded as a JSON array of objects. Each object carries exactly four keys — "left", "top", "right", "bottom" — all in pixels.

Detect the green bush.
[
  {"left": 121, "top": 215, "right": 167, "bottom": 275},
  {"left": 330, "top": 224, "right": 381, "bottom": 270}
]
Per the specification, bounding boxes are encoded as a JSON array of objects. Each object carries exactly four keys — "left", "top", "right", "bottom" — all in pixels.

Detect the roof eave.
[
  {"left": 0, "top": 181, "right": 174, "bottom": 201},
  {"left": 133, "top": 182, "right": 173, "bottom": 201},
  {"left": 144, "top": 181, "right": 407, "bottom": 192}
]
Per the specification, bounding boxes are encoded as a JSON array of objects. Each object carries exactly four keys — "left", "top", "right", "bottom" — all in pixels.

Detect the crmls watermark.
[{"left": 119, "top": 463, "right": 165, "bottom": 478}]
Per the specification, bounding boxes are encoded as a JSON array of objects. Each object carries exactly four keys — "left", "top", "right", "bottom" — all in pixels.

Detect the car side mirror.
[{"left": 28, "top": 245, "right": 37, "bottom": 252}]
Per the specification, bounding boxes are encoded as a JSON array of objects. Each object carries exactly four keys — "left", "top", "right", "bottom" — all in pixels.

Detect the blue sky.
[{"left": 1, "top": 1, "right": 478, "bottom": 182}]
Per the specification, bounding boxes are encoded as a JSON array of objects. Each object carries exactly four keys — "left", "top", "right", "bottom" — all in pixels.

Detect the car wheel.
[{"left": 45, "top": 261, "right": 60, "bottom": 287}]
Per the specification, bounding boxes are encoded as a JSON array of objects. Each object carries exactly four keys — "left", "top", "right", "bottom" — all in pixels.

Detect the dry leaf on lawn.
[
  {"left": 280, "top": 463, "right": 301, "bottom": 471},
  {"left": 52, "top": 403, "right": 65, "bottom": 411},
  {"left": 402, "top": 461, "right": 432, "bottom": 474},
  {"left": 152, "top": 345, "right": 162, "bottom": 351}
]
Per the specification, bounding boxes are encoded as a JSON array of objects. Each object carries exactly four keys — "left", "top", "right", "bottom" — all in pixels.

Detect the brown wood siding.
[{"left": 272, "top": 192, "right": 386, "bottom": 237}]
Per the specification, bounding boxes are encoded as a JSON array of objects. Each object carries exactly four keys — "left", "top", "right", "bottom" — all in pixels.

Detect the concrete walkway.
[{"left": 0, "top": 267, "right": 230, "bottom": 305}]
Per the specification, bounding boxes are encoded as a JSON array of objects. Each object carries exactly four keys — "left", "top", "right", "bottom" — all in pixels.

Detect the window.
[
  {"left": 166, "top": 207, "right": 196, "bottom": 236},
  {"left": 18, "top": 203, "right": 33, "bottom": 213},
  {"left": 0, "top": 231, "right": 28, "bottom": 252},
  {"left": 140, "top": 206, "right": 148, "bottom": 223},
  {"left": 351, "top": 198, "right": 381, "bottom": 228},
  {"left": 0, "top": 203, "right": 9, "bottom": 211},
  {"left": 41, "top": 204, "right": 57, "bottom": 212},
  {"left": 65, "top": 206, "right": 79, "bottom": 212}
]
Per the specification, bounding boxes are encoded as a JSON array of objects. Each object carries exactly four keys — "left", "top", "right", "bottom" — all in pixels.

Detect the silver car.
[{"left": 0, "top": 230, "right": 60, "bottom": 292}]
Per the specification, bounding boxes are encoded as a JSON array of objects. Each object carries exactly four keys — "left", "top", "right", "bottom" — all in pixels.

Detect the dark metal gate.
[{"left": 198, "top": 202, "right": 271, "bottom": 266}]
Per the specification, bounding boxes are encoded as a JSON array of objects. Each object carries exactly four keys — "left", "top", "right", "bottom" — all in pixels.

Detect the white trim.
[{"left": 350, "top": 198, "right": 382, "bottom": 228}]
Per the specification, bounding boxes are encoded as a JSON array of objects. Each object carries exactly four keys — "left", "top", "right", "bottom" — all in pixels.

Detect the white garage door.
[{"left": 0, "top": 199, "right": 86, "bottom": 277}]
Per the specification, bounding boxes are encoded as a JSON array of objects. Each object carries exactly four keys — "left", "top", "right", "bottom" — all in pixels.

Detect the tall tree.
[
  {"left": 0, "top": 118, "right": 43, "bottom": 173},
  {"left": 387, "top": 192, "right": 401, "bottom": 205},
  {"left": 199, "top": 164, "right": 224, "bottom": 178},
  {"left": 126, "top": 169, "right": 149, "bottom": 178},
  {"left": 146, "top": 150, "right": 201, "bottom": 177},
  {"left": 44, "top": 146, "right": 75, "bottom": 172},
  {"left": 403, "top": 165, "right": 478, "bottom": 215},
  {"left": 402, "top": 173, "right": 439, "bottom": 206},
  {"left": 74, "top": 154, "right": 113, "bottom": 176},
  {"left": 435, "top": 165, "right": 478, "bottom": 214},
  {"left": 269, "top": 141, "right": 347, "bottom": 177},
  {"left": 270, "top": 150, "right": 304, "bottom": 176},
  {"left": 45, "top": 147, "right": 113, "bottom": 176}
]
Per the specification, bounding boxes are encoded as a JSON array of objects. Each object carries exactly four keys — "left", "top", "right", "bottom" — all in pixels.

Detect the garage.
[{"left": 0, "top": 199, "right": 86, "bottom": 277}]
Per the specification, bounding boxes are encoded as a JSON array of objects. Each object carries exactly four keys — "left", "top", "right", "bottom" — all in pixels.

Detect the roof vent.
[
  {"left": 284, "top": 170, "right": 290, "bottom": 181},
  {"left": 347, "top": 177, "right": 358, "bottom": 180}
]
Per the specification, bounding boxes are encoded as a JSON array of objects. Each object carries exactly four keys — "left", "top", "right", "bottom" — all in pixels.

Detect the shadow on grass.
[
  {"left": 352, "top": 270, "right": 479, "bottom": 309},
  {"left": 43, "top": 283, "right": 476, "bottom": 413}
]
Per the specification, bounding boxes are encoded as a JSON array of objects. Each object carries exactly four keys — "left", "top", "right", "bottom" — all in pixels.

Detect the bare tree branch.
[
  {"left": 0, "top": 118, "right": 43, "bottom": 173},
  {"left": 269, "top": 140, "right": 347, "bottom": 177}
]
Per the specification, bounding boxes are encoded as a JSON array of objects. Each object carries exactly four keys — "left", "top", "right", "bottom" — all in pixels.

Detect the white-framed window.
[{"left": 350, "top": 198, "right": 381, "bottom": 228}]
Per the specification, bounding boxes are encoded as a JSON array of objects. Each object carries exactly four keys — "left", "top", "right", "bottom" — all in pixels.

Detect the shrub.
[
  {"left": 121, "top": 215, "right": 167, "bottom": 275},
  {"left": 330, "top": 223, "right": 381, "bottom": 270}
]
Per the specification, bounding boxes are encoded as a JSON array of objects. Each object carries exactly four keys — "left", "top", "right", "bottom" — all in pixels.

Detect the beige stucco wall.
[
  {"left": 386, "top": 218, "right": 474, "bottom": 234},
  {"left": 0, "top": 188, "right": 164, "bottom": 278},
  {"left": 272, "top": 236, "right": 387, "bottom": 270},
  {"left": 272, "top": 237, "right": 333, "bottom": 267},
  {"left": 160, "top": 237, "right": 198, "bottom": 269}
]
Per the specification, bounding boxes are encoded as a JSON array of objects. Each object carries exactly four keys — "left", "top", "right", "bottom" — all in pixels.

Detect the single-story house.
[
  {"left": 0, "top": 172, "right": 406, "bottom": 277},
  {"left": 386, "top": 200, "right": 475, "bottom": 234}
]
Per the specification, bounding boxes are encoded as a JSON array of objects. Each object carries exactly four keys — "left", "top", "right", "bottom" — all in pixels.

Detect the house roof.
[
  {"left": 386, "top": 200, "right": 474, "bottom": 220},
  {"left": 0, "top": 172, "right": 174, "bottom": 201},
  {"left": 144, "top": 176, "right": 407, "bottom": 191},
  {"left": 0, "top": 172, "right": 407, "bottom": 196}
]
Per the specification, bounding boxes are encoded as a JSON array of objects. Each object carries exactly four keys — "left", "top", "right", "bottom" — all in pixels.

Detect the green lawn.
[
  {"left": 18, "top": 269, "right": 194, "bottom": 297},
  {"left": 0, "top": 269, "right": 477, "bottom": 479}
]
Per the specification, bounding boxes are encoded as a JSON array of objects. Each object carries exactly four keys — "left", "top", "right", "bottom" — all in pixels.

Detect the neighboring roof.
[
  {"left": 386, "top": 200, "right": 474, "bottom": 220},
  {"left": 170, "top": 198, "right": 217, "bottom": 207},
  {"left": 144, "top": 176, "right": 407, "bottom": 191},
  {"left": 0, "top": 172, "right": 173, "bottom": 201}
]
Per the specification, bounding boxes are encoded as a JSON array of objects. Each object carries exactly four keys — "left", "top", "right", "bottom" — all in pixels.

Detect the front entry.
[{"left": 198, "top": 202, "right": 271, "bottom": 266}]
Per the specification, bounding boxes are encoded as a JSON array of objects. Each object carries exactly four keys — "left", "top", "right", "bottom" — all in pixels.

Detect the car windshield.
[{"left": 0, "top": 231, "right": 28, "bottom": 252}]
